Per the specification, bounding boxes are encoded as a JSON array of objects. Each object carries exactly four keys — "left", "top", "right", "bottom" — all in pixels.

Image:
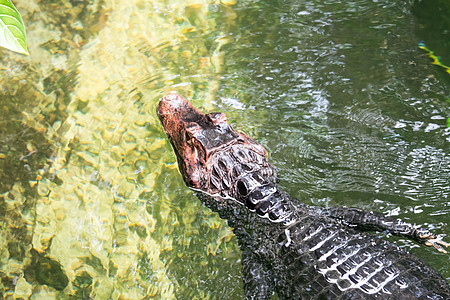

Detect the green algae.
[{"left": 24, "top": 249, "right": 69, "bottom": 291}]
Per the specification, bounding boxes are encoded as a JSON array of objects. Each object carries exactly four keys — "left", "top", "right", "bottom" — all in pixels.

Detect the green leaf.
[{"left": 0, "top": 0, "right": 29, "bottom": 55}]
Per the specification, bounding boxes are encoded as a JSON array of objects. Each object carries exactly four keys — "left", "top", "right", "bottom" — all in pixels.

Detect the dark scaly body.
[{"left": 157, "top": 94, "right": 450, "bottom": 299}]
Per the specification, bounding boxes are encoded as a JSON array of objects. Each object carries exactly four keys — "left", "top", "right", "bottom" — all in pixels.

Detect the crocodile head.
[{"left": 157, "top": 94, "right": 276, "bottom": 202}]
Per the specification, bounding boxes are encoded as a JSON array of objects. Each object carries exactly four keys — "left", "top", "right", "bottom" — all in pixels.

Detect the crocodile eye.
[
  {"left": 237, "top": 180, "right": 248, "bottom": 196},
  {"left": 207, "top": 112, "right": 227, "bottom": 125},
  {"left": 186, "top": 122, "right": 201, "bottom": 130},
  {"left": 185, "top": 122, "right": 202, "bottom": 138}
]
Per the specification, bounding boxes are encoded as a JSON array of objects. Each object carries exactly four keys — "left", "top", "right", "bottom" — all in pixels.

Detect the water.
[{"left": 0, "top": 0, "right": 448, "bottom": 299}]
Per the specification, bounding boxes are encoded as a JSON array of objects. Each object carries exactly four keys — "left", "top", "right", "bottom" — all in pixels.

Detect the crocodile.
[{"left": 157, "top": 93, "right": 450, "bottom": 299}]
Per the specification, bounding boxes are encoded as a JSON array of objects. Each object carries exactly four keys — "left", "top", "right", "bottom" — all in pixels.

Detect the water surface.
[{"left": 0, "top": 0, "right": 448, "bottom": 299}]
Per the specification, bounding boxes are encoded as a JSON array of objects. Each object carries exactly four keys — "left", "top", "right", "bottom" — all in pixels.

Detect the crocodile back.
[{"left": 271, "top": 213, "right": 450, "bottom": 299}]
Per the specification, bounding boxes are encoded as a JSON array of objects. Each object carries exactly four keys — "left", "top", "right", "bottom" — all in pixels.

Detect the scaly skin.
[{"left": 157, "top": 93, "right": 450, "bottom": 299}]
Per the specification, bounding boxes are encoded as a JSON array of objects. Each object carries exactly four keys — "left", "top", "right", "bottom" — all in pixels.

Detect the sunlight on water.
[{"left": 0, "top": 0, "right": 241, "bottom": 298}]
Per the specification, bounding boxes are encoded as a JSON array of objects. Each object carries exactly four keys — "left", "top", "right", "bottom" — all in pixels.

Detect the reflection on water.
[
  {"left": 0, "top": 0, "right": 448, "bottom": 298},
  {"left": 1, "top": 0, "right": 241, "bottom": 298},
  {"left": 216, "top": 0, "right": 449, "bottom": 282}
]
